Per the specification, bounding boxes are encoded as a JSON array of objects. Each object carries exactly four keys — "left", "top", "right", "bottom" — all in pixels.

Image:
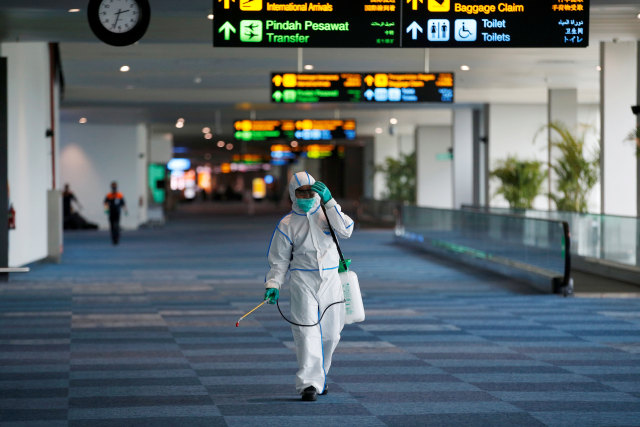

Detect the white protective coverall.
[{"left": 265, "top": 171, "right": 354, "bottom": 394}]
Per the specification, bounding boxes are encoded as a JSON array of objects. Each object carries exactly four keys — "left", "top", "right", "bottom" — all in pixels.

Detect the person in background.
[
  {"left": 103, "top": 181, "right": 127, "bottom": 244},
  {"left": 63, "top": 184, "right": 81, "bottom": 229},
  {"left": 63, "top": 184, "right": 82, "bottom": 220},
  {"left": 63, "top": 184, "right": 98, "bottom": 230}
]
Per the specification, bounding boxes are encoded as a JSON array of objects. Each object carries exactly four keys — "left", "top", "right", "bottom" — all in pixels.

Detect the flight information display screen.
[
  {"left": 233, "top": 119, "right": 356, "bottom": 141},
  {"left": 270, "top": 72, "right": 454, "bottom": 103},
  {"left": 213, "top": 0, "right": 588, "bottom": 48}
]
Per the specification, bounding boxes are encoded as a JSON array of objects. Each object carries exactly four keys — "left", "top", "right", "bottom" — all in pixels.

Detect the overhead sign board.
[
  {"left": 271, "top": 72, "right": 453, "bottom": 103},
  {"left": 214, "top": 0, "right": 397, "bottom": 47},
  {"left": 234, "top": 119, "right": 356, "bottom": 141},
  {"left": 213, "top": 0, "right": 588, "bottom": 48}
]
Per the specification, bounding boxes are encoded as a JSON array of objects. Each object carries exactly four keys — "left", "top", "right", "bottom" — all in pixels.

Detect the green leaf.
[
  {"left": 490, "top": 156, "right": 546, "bottom": 209},
  {"left": 375, "top": 152, "right": 416, "bottom": 203},
  {"left": 544, "top": 121, "right": 600, "bottom": 213}
]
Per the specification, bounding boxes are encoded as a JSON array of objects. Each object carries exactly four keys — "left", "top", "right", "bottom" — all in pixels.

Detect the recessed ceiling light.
[
  {"left": 460, "top": 65, "right": 470, "bottom": 71},
  {"left": 596, "top": 65, "right": 602, "bottom": 71},
  {"left": 208, "top": 13, "right": 214, "bottom": 20},
  {"left": 217, "top": 140, "right": 225, "bottom": 148},
  {"left": 120, "top": 65, "right": 130, "bottom": 72},
  {"left": 204, "top": 133, "right": 213, "bottom": 140},
  {"left": 637, "top": 12, "right": 640, "bottom": 19},
  {"left": 68, "top": 8, "right": 80, "bottom": 13},
  {"left": 79, "top": 117, "right": 87, "bottom": 124},
  {"left": 389, "top": 118, "right": 398, "bottom": 125},
  {"left": 175, "top": 122, "right": 184, "bottom": 129},
  {"left": 177, "top": 118, "right": 185, "bottom": 123},
  {"left": 304, "top": 64, "right": 314, "bottom": 70},
  {"left": 202, "top": 127, "right": 211, "bottom": 134},
  {"left": 226, "top": 143, "right": 234, "bottom": 150},
  {"left": 375, "top": 127, "right": 383, "bottom": 134},
  {"left": 291, "top": 140, "right": 299, "bottom": 147}
]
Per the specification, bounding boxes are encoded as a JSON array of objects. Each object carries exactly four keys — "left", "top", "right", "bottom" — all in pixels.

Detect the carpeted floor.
[{"left": 1, "top": 204, "right": 640, "bottom": 426}]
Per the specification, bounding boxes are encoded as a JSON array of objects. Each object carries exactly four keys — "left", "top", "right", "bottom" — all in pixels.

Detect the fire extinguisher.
[{"left": 8, "top": 203, "right": 15, "bottom": 229}]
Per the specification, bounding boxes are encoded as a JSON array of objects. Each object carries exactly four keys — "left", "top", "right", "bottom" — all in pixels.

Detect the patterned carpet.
[{"left": 1, "top": 205, "right": 640, "bottom": 426}]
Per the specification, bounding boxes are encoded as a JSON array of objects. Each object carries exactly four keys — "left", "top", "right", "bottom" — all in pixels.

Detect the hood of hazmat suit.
[
  {"left": 265, "top": 171, "right": 354, "bottom": 394},
  {"left": 289, "top": 170, "right": 319, "bottom": 214}
]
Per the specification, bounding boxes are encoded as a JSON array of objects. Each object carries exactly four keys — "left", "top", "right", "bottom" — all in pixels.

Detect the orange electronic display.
[
  {"left": 233, "top": 119, "right": 356, "bottom": 141},
  {"left": 271, "top": 72, "right": 454, "bottom": 103}
]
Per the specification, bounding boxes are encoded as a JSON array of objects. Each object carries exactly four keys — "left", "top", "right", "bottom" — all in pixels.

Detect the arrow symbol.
[
  {"left": 272, "top": 91, "right": 283, "bottom": 102},
  {"left": 406, "top": 21, "right": 423, "bottom": 40},
  {"left": 272, "top": 75, "right": 283, "bottom": 86},
  {"left": 218, "top": 0, "right": 236, "bottom": 9},
  {"left": 218, "top": 21, "right": 236, "bottom": 41},
  {"left": 407, "top": 0, "right": 423, "bottom": 11},
  {"left": 364, "top": 89, "right": 374, "bottom": 101},
  {"left": 364, "top": 75, "right": 374, "bottom": 86}
]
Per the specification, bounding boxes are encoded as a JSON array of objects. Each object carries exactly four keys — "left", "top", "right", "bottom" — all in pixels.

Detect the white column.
[
  {"left": 149, "top": 131, "right": 173, "bottom": 164},
  {"left": 600, "top": 41, "right": 637, "bottom": 216},
  {"left": 415, "top": 125, "right": 453, "bottom": 208},
  {"left": 488, "top": 104, "right": 548, "bottom": 209},
  {"left": 373, "top": 133, "right": 400, "bottom": 200},
  {"left": 453, "top": 108, "right": 474, "bottom": 208},
  {"left": 398, "top": 133, "right": 414, "bottom": 155},
  {"left": 1, "top": 42, "right": 51, "bottom": 267},
  {"left": 548, "top": 89, "right": 578, "bottom": 131},
  {"left": 136, "top": 124, "right": 149, "bottom": 225}
]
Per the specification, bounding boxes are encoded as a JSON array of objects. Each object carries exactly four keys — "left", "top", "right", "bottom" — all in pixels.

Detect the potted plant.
[
  {"left": 490, "top": 156, "right": 546, "bottom": 209},
  {"left": 376, "top": 152, "right": 417, "bottom": 204},
  {"left": 546, "top": 122, "right": 600, "bottom": 213}
]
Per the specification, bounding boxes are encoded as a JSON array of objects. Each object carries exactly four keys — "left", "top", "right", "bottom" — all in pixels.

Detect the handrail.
[
  {"left": 0, "top": 267, "right": 30, "bottom": 272},
  {"left": 561, "top": 221, "right": 571, "bottom": 292},
  {"left": 461, "top": 204, "right": 638, "bottom": 220},
  {"left": 396, "top": 205, "right": 572, "bottom": 294},
  {"left": 462, "top": 205, "right": 640, "bottom": 271}
]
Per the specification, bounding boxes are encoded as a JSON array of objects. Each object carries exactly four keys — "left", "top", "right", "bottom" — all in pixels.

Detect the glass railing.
[
  {"left": 396, "top": 206, "right": 571, "bottom": 294},
  {"left": 462, "top": 206, "right": 640, "bottom": 269},
  {"left": 355, "top": 198, "right": 400, "bottom": 227}
]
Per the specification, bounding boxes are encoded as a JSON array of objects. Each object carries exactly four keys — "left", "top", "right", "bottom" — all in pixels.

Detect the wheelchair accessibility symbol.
[{"left": 454, "top": 19, "right": 477, "bottom": 42}]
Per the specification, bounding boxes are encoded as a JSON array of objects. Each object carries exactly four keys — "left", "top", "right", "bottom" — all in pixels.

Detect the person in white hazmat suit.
[{"left": 264, "top": 171, "right": 354, "bottom": 401}]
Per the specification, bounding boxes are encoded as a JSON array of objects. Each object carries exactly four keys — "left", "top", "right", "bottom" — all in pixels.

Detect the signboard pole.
[
  {"left": 424, "top": 49, "right": 429, "bottom": 73},
  {"left": 0, "top": 58, "right": 8, "bottom": 282}
]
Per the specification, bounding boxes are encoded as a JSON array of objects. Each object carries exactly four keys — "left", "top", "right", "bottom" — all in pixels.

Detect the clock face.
[
  {"left": 88, "top": 0, "right": 150, "bottom": 46},
  {"left": 98, "top": 0, "right": 140, "bottom": 34}
]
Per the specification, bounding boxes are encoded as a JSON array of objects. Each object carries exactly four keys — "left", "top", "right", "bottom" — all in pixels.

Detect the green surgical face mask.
[{"left": 296, "top": 198, "right": 315, "bottom": 213}]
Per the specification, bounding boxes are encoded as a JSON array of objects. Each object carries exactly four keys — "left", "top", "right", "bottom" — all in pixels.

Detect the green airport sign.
[
  {"left": 270, "top": 72, "right": 454, "bottom": 103},
  {"left": 213, "top": 0, "right": 589, "bottom": 48}
]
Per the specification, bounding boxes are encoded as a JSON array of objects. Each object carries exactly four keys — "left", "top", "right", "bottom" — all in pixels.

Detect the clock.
[{"left": 87, "top": 0, "right": 151, "bottom": 46}]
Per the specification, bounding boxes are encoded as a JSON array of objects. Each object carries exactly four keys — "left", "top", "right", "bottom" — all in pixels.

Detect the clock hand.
[{"left": 113, "top": 9, "right": 124, "bottom": 29}]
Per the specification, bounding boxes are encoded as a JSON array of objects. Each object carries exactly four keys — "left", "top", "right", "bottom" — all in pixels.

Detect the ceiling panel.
[{"left": 1, "top": 0, "right": 639, "bottom": 143}]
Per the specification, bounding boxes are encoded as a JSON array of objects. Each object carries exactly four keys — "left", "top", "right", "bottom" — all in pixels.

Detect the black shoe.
[
  {"left": 320, "top": 385, "right": 328, "bottom": 395},
  {"left": 301, "top": 386, "right": 317, "bottom": 401}
]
